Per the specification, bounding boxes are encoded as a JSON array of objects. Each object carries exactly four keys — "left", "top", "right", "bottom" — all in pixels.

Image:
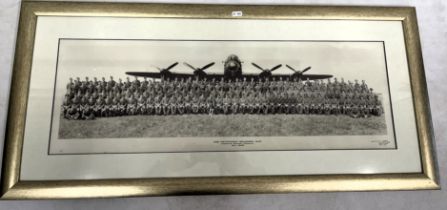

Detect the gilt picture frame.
[{"left": 0, "top": 0, "right": 439, "bottom": 199}]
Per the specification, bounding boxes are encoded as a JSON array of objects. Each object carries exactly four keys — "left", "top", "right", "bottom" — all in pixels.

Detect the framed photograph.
[{"left": 1, "top": 1, "right": 439, "bottom": 199}]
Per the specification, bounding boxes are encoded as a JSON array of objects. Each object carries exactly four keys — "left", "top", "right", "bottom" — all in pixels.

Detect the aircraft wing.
[
  {"left": 126, "top": 72, "right": 163, "bottom": 78},
  {"left": 125, "top": 71, "right": 196, "bottom": 79},
  {"left": 126, "top": 71, "right": 333, "bottom": 81},
  {"left": 300, "top": 74, "right": 333, "bottom": 80},
  {"left": 240, "top": 74, "right": 333, "bottom": 81}
]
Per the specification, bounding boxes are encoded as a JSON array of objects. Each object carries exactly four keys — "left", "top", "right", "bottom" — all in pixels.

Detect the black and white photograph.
[
  {"left": 2, "top": 0, "right": 444, "bottom": 204},
  {"left": 49, "top": 39, "right": 395, "bottom": 153}
]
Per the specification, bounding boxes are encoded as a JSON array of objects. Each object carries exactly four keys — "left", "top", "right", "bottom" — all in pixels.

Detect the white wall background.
[{"left": 0, "top": 0, "right": 446, "bottom": 209}]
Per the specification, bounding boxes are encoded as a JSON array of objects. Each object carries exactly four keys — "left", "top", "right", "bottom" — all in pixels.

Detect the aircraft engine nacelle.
[{"left": 223, "top": 54, "right": 242, "bottom": 80}]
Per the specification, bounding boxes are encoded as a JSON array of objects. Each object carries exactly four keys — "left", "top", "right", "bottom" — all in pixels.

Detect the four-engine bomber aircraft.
[{"left": 125, "top": 54, "right": 333, "bottom": 81}]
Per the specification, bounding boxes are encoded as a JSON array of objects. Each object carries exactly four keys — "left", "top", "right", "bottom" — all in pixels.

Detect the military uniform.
[
  {"left": 137, "top": 96, "right": 146, "bottom": 115},
  {"left": 61, "top": 75, "right": 385, "bottom": 118},
  {"left": 231, "top": 97, "right": 239, "bottom": 114},
  {"left": 169, "top": 96, "right": 177, "bottom": 115},
  {"left": 177, "top": 96, "right": 185, "bottom": 115},
  {"left": 222, "top": 96, "right": 231, "bottom": 114},
  {"left": 161, "top": 96, "right": 170, "bottom": 115},
  {"left": 154, "top": 96, "right": 162, "bottom": 115},
  {"left": 192, "top": 96, "right": 200, "bottom": 114},
  {"left": 146, "top": 97, "right": 154, "bottom": 115}
]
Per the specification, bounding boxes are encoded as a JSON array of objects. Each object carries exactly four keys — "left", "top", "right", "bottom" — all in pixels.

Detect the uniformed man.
[
  {"left": 81, "top": 96, "right": 95, "bottom": 120},
  {"left": 343, "top": 95, "right": 352, "bottom": 116},
  {"left": 309, "top": 93, "right": 318, "bottom": 114},
  {"left": 78, "top": 80, "right": 87, "bottom": 94},
  {"left": 109, "top": 76, "right": 116, "bottom": 88},
  {"left": 222, "top": 94, "right": 231, "bottom": 115},
  {"left": 260, "top": 92, "right": 268, "bottom": 114},
  {"left": 213, "top": 93, "right": 223, "bottom": 114},
  {"left": 165, "top": 94, "right": 174, "bottom": 115},
  {"left": 184, "top": 94, "right": 192, "bottom": 114},
  {"left": 252, "top": 93, "right": 261, "bottom": 114},
  {"left": 93, "top": 96, "right": 104, "bottom": 117},
  {"left": 354, "top": 79, "right": 360, "bottom": 91},
  {"left": 359, "top": 96, "right": 369, "bottom": 118},
  {"left": 161, "top": 95, "right": 170, "bottom": 115},
  {"left": 282, "top": 92, "right": 290, "bottom": 114},
  {"left": 339, "top": 94, "right": 346, "bottom": 114},
  {"left": 361, "top": 80, "right": 368, "bottom": 91},
  {"left": 288, "top": 92, "right": 297, "bottom": 114},
  {"left": 199, "top": 94, "right": 206, "bottom": 114},
  {"left": 66, "top": 77, "right": 75, "bottom": 92},
  {"left": 270, "top": 93, "right": 280, "bottom": 114},
  {"left": 350, "top": 96, "right": 360, "bottom": 118},
  {"left": 77, "top": 96, "right": 87, "bottom": 119},
  {"left": 367, "top": 99, "right": 375, "bottom": 117},
  {"left": 118, "top": 96, "right": 126, "bottom": 116},
  {"left": 323, "top": 97, "right": 331, "bottom": 115},
  {"left": 264, "top": 92, "right": 273, "bottom": 114},
  {"left": 192, "top": 95, "right": 200, "bottom": 114},
  {"left": 373, "top": 95, "right": 383, "bottom": 116},
  {"left": 331, "top": 97, "right": 340, "bottom": 115},
  {"left": 137, "top": 95, "right": 146, "bottom": 115},
  {"left": 110, "top": 97, "right": 119, "bottom": 117},
  {"left": 206, "top": 95, "right": 215, "bottom": 115},
  {"left": 127, "top": 95, "right": 137, "bottom": 115},
  {"left": 316, "top": 93, "right": 325, "bottom": 114},
  {"left": 296, "top": 93, "right": 304, "bottom": 114},
  {"left": 66, "top": 104, "right": 80, "bottom": 120},
  {"left": 62, "top": 94, "right": 71, "bottom": 118},
  {"left": 305, "top": 78, "right": 312, "bottom": 87},
  {"left": 177, "top": 95, "right": 185, "bottom": 115},
  {"left": 303, "top": 92, "right": 310, "bottom": 114},
  {"left": 102, "top": 95, "right": 112, "bottom": 117},
  {"left": 262, "top": 78, "right": 270, "bottom": 93},
  {"left": 154, "top": 95, "right": 162, "bottom": 115},
  {"left": 145, "top": 96, "right": 154, "bottom": 115},
  {"left": 231, "top": 96, "right": 239, "bottom": 114},
  {"left": 245, "top": 94, "right": 255, "bottom": 114},
  {"left": 241, "top": 94, "right": 250, "bottom": 114}
]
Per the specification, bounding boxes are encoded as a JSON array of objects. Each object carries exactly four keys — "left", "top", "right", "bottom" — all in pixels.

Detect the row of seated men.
[{"left": 62, "top": 89, "right": 383, "bottom": 120}]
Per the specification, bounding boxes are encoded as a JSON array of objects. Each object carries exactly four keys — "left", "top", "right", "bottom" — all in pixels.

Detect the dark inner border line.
[{"left": 48, "top": 38, "right": 397, "bottom": 155}]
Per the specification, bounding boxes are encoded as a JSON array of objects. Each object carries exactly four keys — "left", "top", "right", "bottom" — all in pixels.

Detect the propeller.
[
  {"left": 286, "top": 65, "right": 311, "bottom": 77},
  {"left": 183, "top": 62, "right": 215, "bottom": 77},
  {"left": 251, "top": 63, "right": 282, "bottom": 77},
  {"left": 163, "top": 62, "right": 179, "bottom": 72},
  {"left": 154, "top": 62, "right": 178, "bottom": 78}
]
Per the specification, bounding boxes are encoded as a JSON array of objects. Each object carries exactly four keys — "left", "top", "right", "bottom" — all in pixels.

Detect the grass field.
[{"left": 58, "top": 114, "right": 388, "bottom": 139}]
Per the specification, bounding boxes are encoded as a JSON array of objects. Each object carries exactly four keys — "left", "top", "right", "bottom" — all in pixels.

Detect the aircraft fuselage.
[{"left": 223, "top": 54, "right": 243, "bottom": 80}]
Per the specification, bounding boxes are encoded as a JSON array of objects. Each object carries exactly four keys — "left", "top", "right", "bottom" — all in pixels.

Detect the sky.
[{"left": 56, "top": 39, "right": 389, "bottom": 93}]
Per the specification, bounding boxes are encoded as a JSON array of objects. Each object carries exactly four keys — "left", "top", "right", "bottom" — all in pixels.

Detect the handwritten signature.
[{"left": 371, "top": 140, "right": 390, "bottom": 146}]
